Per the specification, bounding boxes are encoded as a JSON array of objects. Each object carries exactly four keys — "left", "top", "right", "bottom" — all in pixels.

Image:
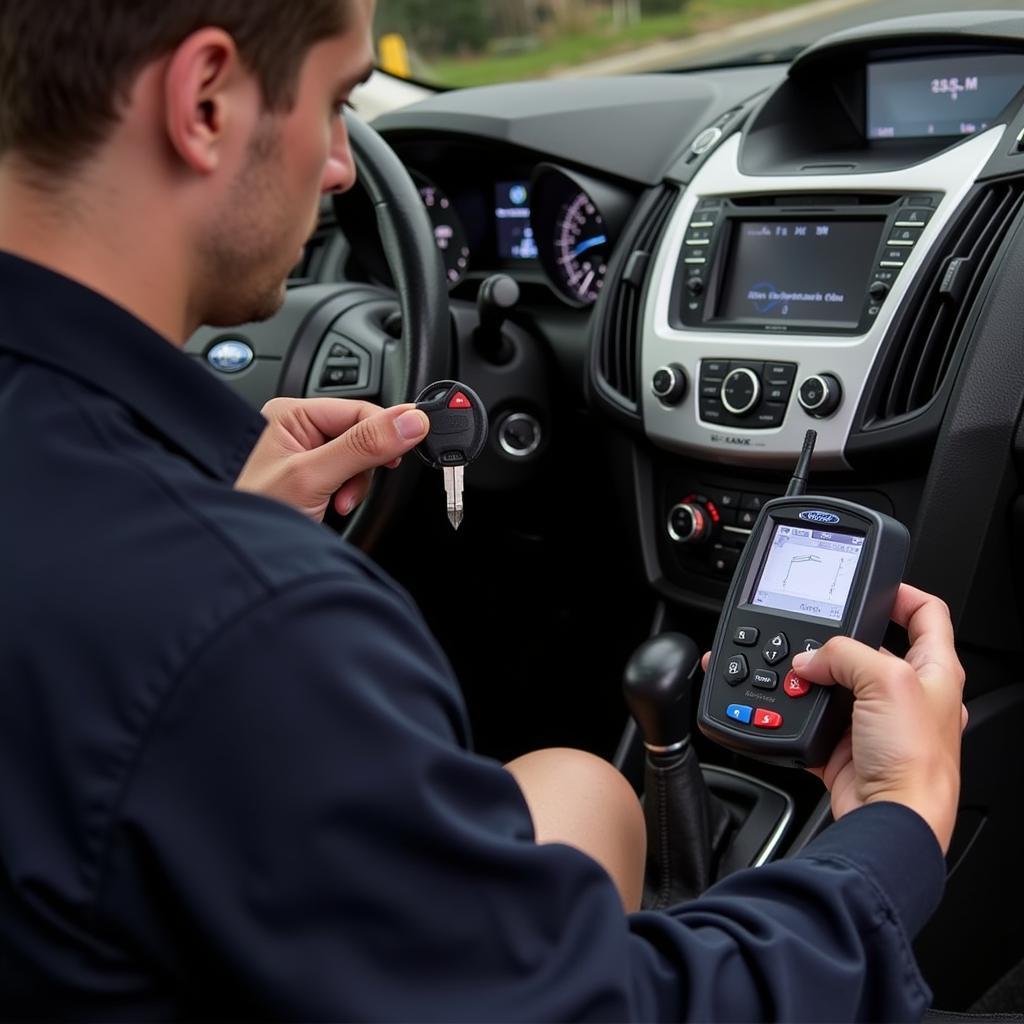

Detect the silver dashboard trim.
[{"left": 642, "top": 127, "right": 1006, "bottom": 469}]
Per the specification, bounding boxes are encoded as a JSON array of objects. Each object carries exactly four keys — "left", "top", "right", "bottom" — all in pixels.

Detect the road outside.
[{"left": 586, "top": 0, "right": 1024, "bottom": 75}]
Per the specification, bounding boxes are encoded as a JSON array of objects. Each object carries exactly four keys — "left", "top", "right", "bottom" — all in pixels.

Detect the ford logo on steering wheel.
[{"left": 799, "top": 510, "right": 841, "bottom": 525}]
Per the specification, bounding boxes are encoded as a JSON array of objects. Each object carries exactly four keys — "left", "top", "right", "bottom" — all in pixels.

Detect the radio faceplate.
[
  {"left": 641, "top": 128, "right": 1005, "bottom": 469},
  {"left": 675, "top": 195, "right": 938, "bottom": 335}
]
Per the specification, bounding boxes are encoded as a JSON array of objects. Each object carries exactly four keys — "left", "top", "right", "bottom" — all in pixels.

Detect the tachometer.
[
  {"left": 416, "top": 178, "right": 471, "bottom": 287},
  {"left": 554, "top": 192, "right": 608, "bottom": 305}
]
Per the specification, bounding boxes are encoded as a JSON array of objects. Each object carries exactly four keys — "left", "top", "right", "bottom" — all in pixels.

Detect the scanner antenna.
[{"left": 786, "top": 430, "right": 817, "bottom": 497}]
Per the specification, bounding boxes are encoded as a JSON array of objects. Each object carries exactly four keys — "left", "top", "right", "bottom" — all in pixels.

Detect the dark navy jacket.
[{"left": 0, "top": 252, "right": 944, "bottom": 1020}]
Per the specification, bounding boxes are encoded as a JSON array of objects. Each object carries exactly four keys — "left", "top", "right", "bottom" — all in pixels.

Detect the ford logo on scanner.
[
  {"left": 799, "top": 510, "right": 841, "bottom": 525},
  {"left": 207, "top": 339, "right": 254, "bottom": 373}
]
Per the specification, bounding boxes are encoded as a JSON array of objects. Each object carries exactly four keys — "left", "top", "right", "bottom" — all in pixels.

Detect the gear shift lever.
[{"left": 623, "top": 633, "right": 732, "bottom": 907}]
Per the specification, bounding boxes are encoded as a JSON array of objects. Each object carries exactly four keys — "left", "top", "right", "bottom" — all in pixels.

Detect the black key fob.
[{"left": 414, "top": 381, "right": 488, "bottom": 469}]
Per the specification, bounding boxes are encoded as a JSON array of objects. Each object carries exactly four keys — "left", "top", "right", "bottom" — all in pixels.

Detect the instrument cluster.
[{"left": 408, "top": 161, "right": 630, "bottom": 308}]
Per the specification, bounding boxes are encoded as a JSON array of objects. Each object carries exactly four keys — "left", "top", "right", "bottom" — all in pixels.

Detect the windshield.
[{"left": 374, "top": 0, "right": 1024, "bottom": 88}]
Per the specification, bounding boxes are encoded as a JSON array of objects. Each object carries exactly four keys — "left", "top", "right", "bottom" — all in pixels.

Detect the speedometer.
[
  {"left": 531, "top": 166, "right": 623, "bottom": 308},
  {"left": 416, "top": 177, "right": 471, "bottom": 287},
  {"left": 554, "top": 192, "right": 608, "bottom": 305}
]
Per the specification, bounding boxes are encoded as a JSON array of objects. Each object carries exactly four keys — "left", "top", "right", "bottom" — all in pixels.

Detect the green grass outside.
[{"left": 424, "top": 0, "right": 813, "bottom": 88}]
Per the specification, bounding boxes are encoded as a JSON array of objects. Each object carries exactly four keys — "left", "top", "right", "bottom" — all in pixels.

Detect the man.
[{"left": 0, "top": 0, "right": 966, "bottom": 1019}]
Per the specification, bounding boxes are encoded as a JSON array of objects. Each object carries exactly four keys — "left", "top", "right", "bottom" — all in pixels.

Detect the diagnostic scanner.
[{"left": 697, "top": 431, "right": 910, "bottom": 768}]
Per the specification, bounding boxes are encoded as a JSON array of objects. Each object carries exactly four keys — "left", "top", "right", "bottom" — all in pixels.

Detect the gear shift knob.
[{"left": 622, "top": 633, "right": 703, "bottom": 751}]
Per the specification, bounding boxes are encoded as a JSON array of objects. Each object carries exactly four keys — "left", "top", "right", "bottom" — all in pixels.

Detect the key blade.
[{"left": 443, "top": 465, "right": 465, "bottom": 531}]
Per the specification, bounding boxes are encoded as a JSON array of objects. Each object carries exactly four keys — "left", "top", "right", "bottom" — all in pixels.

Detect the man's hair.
[{"left": 0, "top": 0, "right": 350, "bottom": 175}]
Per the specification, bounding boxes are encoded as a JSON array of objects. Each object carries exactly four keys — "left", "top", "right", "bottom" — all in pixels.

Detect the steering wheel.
[{"left": 187, "top": 113, "right": 450, "bottom": 549}]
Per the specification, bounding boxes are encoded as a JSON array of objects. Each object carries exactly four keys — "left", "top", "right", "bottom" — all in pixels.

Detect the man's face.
[{"left": 197, "top": 5, "right": 374, "bottom": 327}]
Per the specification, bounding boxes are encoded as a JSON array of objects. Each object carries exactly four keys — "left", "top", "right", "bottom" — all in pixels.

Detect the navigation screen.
[
  {"left": 495, "top": 181, "right": 538, "bottom": 260},
  {"left": 751, "top": 523, "right": 865, "bottom": 623},
  {"left": 867, "top": 54, "right": 1024, "bottom": 139},
  {"left": 717, "top": 220, "right": 882, "bottom": 326}
]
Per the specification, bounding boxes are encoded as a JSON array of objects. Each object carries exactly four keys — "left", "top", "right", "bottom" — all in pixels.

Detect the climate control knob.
[
  {"left": 652, "top": 364, "right": 688, "bottom": 405},
  {"left": 798, "top": 374, "right": 842, "bottom": 418},
  {"left": 667, "top": 502, "right": 712, "bottom": 545}
]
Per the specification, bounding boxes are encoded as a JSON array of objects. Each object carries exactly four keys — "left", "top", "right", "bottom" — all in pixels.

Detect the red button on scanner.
[
  {"left": 753, "top": 709, "right": 783, "bottom": 729},
  {"left": 448, "top": 391, "right": 472, "bottom": 409},
  {"left": 783, "top": 671, "right": 811, "bottom": 698}
]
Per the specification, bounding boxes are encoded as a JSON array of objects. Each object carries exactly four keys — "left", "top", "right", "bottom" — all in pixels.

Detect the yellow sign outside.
[{"left": 378, "top": 34, "right": 411, "bottom": 79}]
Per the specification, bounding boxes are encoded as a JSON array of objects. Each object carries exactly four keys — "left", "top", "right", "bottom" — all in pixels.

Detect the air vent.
[
  {"left": 868, "top": 180, "right": 1024, "bottom": 425},
  {"left": 595, "top": 186, "right": 678, "bottom": 412}
]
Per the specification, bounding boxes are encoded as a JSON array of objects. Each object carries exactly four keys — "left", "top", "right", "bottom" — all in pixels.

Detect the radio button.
[
  {"left": 752, "top": 403, "right": 786, "bottom": 428},
  {"left": 701, "top": 359, "right": 729, "bottom": 380},
  {"left": 868, "top": 280, "right": 890, "bottom": 301},
  {"left": 883, "top": 247, "right": 908, "bottom": 262},
  {"left": 686, "top": 276, "right": 705, "bottom": 296},
  {"left": 765, "top": 362, "right": 797, "bottom": 385},
  {"left": 699, "top": 399, "right": 725, "bottom": 423},
  {"left": 765, "top": 383, "right": 791, "bottom": 403},
  {"left": 689, "top": 218, "right": 717, "bottom": 229},
  {"left": 699, "top": 381, "right": 721, "bottom": 398}
]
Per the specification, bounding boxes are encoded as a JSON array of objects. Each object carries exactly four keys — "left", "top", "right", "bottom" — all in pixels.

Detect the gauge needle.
[{"left": 571, "top": 235, "right": 607, "bottom": 257}]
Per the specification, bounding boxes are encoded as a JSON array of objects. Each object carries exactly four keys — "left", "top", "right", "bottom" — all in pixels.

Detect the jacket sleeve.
[{"left": 97, "top": 573, "right": 944, "bottom": 1022}]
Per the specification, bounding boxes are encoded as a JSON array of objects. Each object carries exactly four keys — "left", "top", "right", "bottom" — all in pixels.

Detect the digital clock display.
[{"left": 867, "top": 53, "right": 1024, "bottom": 139}]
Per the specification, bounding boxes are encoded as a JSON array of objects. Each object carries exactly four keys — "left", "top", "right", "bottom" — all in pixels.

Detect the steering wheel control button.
[
  {"left": 753, "top": 709, "right": 783, "bottom": 729},
  {"left": 733, "top": 626, "right": 759, "bottom": 646},
  {"left": 798, "top": 374, "right": 842, "bottom": 418},
  {"left": 762, "top": 632, "right": 789, "bottom": 665},
  {"left": 726, "top": 704, "right": 753, "bottom": 724},
  {"left": 721, "top": 368, "right": 761, "bottom": 416},
  {"left": 783, "top": 671, "right": 812, "bottom": 698},
  {"left": 652, "top": 364, "right": 688, "bottom": 405},
  {"left": 752, "top": 669, "right": 779, "bottom": 690},
  {"left": 800, "top": 638, "right": 823, "bottom": 654},
  {"left": 206, "top": 339, "right": 254, "bottom": 374},
  {"left": 724, "top": 654, "right": 749, "bottom": 685},
  {"left": 415, "top": 380, "right": 489, "bottom": 531},
  {"left": 320, "top": 366, "right": 358, "bottom": 387},
  {"left": 668, "top": 503, "right": 711, "bottom": 544},
  {"left": 329, "top": 342, "right": 352, "bottom": 358}
]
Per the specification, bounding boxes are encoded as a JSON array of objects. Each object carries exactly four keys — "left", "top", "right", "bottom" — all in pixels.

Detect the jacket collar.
[{"left": 0, "top": 251, "right": 266, "bottom": 482}]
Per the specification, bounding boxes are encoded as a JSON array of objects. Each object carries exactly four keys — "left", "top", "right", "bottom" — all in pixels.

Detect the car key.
[{"left": 414, "top": 380, "right": 488, "bottom": 530}]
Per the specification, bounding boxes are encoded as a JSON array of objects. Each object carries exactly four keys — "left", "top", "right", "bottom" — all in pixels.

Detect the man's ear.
[{"left": 163, "top": 28, "right": 254, "bottom": 174}]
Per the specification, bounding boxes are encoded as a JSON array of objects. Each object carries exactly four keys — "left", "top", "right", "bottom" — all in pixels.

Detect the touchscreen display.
[
  {"left": 751, "top": 523, "right": 864, "bottom": 623},
  {"left": 867, "top": 54, "right": 1024, "bottom": 139},
  {"left": 717, "top": 220, "right": 882, "bottom": 326},
  {"left": 495, "top": 181, "right": 537, "bottom": 260}
]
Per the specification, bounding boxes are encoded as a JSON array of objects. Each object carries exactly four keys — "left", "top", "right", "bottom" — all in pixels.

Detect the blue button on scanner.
[{"left": 726, "top": 704, "right": 753, "bottom": 724}]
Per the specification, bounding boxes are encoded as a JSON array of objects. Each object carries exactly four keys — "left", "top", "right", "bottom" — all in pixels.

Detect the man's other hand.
[
  {"left": 236, "top": 397, "right": 429, "bottom": 521},
  {"left": 790, "top": 584, "right": 967, "bottom": 854}
]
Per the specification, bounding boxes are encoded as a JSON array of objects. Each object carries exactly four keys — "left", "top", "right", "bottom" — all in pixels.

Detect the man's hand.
[
  {"left": 789, "top": 584, "right": 966, "bottom": 853},
  {"left": 236, "top": 397, "right": 429, "bottom": 522}
]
